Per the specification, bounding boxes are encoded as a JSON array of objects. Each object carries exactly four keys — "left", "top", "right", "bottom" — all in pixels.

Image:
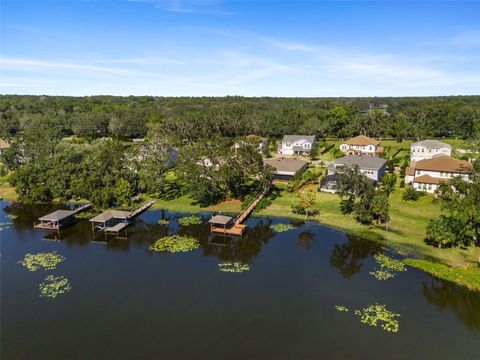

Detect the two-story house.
[
  {"left": 339, "top": 135, "right": 383, "bottom": 156},
  {"left": 405, "top": 156, "right": 472, "bottom": 193},
  {"left": 410, "top": 140, "right": 451, "bottom": 162},
  {"left": 277, "top": 135, "right": 316, "bottom": 156},
  {"left": 320, "top": 155, "right": 387, "bottom": 193}
]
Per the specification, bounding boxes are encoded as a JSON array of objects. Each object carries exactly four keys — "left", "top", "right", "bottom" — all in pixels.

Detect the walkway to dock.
[
  {"left": 90, "top": 201, "right": 155, "bottom": 235},
  {"left": 209, "top": 187, "right": 270, "bottom": 236},
  {"left": 34, "top": 203, "right": 91, "bottom": 230}
]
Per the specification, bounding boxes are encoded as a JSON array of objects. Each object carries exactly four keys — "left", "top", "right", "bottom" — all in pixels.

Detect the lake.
[{"left": 1, "top": 201, "right": 479, "bottom": 359}]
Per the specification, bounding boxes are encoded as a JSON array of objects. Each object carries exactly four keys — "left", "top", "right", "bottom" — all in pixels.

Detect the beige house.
[
  {"left": 405, "top": 156, "right": 472, "bottom": 193},
  {"left": 0, "top": 139, "right": 10, "bottom": 156},
  {"left": 339, "top": 135, "right": 383, "bottom": 156}
]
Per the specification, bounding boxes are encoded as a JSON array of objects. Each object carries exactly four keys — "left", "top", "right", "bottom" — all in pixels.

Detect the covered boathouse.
[
  {"left": 35, "top": 210, "right": 77, "bottom": 230},
  {"left": 89, "top": 210, "right": 132, "bottom": 235},
  {"left": 34, "top": 203, "right": 91, "bottom": 230}
]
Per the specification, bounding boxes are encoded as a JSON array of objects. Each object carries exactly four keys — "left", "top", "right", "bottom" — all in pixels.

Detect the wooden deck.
[
  {"left": 104, "top": 222, "right": 130, "bottom": 235},
  {"left": 211, "top": 224, "right": 247, "bottom": 236},
  {"left": 209, "top": 186, "right": 269, "bottom": 236}
]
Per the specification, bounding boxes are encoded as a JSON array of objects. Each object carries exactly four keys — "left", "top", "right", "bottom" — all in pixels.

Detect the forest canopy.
[{"left": 1, "top": 95, "right": 479, "bottom": 142}]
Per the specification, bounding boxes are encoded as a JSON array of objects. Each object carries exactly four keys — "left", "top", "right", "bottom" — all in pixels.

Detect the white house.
[
  {"left": 339, "top": 135, "right": 383, "bottom": 156},
  {"left": 321, "top": 155, "right": 387, "bottom": 193},
  {"left": 405, "top": 156, "right": 472, "bottom": 193},
  {"left": 277, "top": 135, "right": 316, "bottom": 156},
  {"left": 410, "top": 140, "right": 451, "bottom": 161},
  {"left": 233, "top": 135, "right": 268, "bottom": 153}
]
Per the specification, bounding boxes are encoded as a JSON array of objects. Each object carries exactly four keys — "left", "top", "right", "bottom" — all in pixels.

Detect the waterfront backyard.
[{"left": 1, "top": 200, "right": 479, "bottom": 359}]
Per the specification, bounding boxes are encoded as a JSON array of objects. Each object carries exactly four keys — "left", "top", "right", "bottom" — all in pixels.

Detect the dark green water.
[{"left": 1, "top": 201, "right": 479, "bottom": 359}]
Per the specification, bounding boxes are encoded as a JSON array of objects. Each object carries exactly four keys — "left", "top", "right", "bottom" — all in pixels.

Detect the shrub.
[{"left": 402, "top": 187, "right": 423, "bottom": 201}]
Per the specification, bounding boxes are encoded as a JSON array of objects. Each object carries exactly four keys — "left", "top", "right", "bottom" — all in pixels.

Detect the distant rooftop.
[
  {"left": 282, "top": 135, "right": 316, "bottom": 143},
  {"left": 411, "top": 140, "right": 451, "bottom": 149},
  {"left": 264, "top": 157, "right": 308, "bottom": 173},
  {"left": 344, "top": 135, "right": 380, "bottom": 146},
  {"left": 335, "top": 154, "right": 387, "bottom": 170}
]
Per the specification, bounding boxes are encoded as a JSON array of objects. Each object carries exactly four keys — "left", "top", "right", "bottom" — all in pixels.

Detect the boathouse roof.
[
  {"left": 39, "top": 210, "right": 76, "bottom": 222},
  {"left": 89, "top": 210, "right": 132, "bottom": 223},
  {"left": 209, "top": 215, "right": 234, "bottom": 225}
]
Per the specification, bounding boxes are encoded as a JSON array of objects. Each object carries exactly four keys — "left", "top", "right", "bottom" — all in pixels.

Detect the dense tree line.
[{"left": 1, "top": 95, "right": 479, "bottom": 143}]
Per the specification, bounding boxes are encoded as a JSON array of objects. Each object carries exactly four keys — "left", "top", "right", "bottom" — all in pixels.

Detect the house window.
[
  {"left": 416, "top": 170, "right": 420, "bottom": 176},
  {"left": 421, "top": 148, "right": 424, "bottom": 152},
  {"left": 305, "top": 143, "right": 311, "bottom": 149}
]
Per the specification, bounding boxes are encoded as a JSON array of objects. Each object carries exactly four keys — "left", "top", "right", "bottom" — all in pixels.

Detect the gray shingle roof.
[
  {"left": 264, "top": 157, "right": 308, "bottom": 173},
  {"left": 282, "top": 135, "right": 316, "bottom": 143},
  {"left": 39, "top": 210, "right": 75, "bottom": 222},
  {"left": 411, "top": 140, "right": 451, "bottom": 149},
  {"left": 335, "top": 155, "right": 387, "bottom": 170}
]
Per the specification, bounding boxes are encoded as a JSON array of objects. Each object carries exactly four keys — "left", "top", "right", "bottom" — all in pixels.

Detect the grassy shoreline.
[{"left": 2, "top": 181, "right": 479, "bottom": 290}]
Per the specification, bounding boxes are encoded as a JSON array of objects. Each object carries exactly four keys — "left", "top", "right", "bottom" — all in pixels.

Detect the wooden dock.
[
  {"left": 34, "top": 203, "right": 91, "bottom": 230},
  {"left": 90, "top": 201, "right": 155, "bottom": 235},
  {"left": 209, "top": 187, "right": 269, "bottom": 236}
]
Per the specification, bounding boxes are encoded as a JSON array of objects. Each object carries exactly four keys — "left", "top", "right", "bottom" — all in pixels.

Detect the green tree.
[{"left": 381, "top": 174, "right": 397, "bottom": 197}]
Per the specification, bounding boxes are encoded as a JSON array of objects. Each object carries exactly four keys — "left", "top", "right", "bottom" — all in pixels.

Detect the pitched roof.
[
  {"left": 39, "top": 210, "right": 75, "bottom": 222},
  {"left": 411, "top": 139, "right": 451, "bottom": 149},
  {"left": 414, "top": 156, "right": 472, "bottom": 173},
  {"left": 345, "top": 135, "right": 380, "bottom": 146},
  {"left": 282, "top": 135, "right": 316, "bottom": 143},
  {"left": 264, "top": 157, "right": 308, "bottom": 173},
  {"left": 209, "top": 215, "right": 234, "bottom": 225},
  {"left": 413, "top": 174, "right": 449, "bottom": 185},
  {"left": 0, "top": 139, "right": 10, "bottom": 150},
  {"left": 405, "top": 166, "right": 415, "bottom": 176},
  {"left": 335, "top": 155, "right": 387, "bottom": 170},
  {"left": 89, "top": 210, "right": 132, "bottom": 222}
]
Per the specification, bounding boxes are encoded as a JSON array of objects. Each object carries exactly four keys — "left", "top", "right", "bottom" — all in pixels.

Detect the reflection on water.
[
  {"left": 297, "top": 230, "right": 316, "bottom": 251},
  {"left": 329, "top": 233, "right": 382, "bottom": 279},
  {"left": 422, "top": 278, "right": 480, "bottom": 332},
  {"left": 2, "top": 201, "right": 480, "bottom": 359}
]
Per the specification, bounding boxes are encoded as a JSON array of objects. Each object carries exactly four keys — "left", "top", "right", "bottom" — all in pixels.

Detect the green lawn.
[{"left": 258, "top": 183, "right": 480, "bottom": 268}]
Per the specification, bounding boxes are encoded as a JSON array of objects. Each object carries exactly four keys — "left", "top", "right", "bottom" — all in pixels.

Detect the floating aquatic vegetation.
[
  {"left": 149, "top": 235, "right": 200, "bottom": 253},
  {"left": 18, "top": 252, "right": 65, "bottom": 271},
  {"left": 270, "top": 223, "right": 295, "bottom": 232},
  {"left": 335, "top": 305, "right": 349, "bottom": 312},
  {"left": 178, "top": 215, "right": 203, "bottom": 226},
  {"left": 370, "top": 269, "right": 395, "bottom": 280},
  {"left": 354, "top": 304, "right": 400, "bottom": 333},
  {"left": 218, "top": 261, "right": 251, "bottom": 273},
  {"left": 0, "top": 221, "right": 12, "bottom": 232},
  {"left": 369, "top": 254, "right": 407, "bottom": 280},
  {"left": 39, "top": 275, "right": 72, "bottom": 298},
  {"left": 157, "top": 219, "right": 170, "bottom": 225}
]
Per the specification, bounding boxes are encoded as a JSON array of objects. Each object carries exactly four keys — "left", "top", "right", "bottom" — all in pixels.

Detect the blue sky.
[{"left": 1, "top": 1, "right": 479, "bottom": 96}]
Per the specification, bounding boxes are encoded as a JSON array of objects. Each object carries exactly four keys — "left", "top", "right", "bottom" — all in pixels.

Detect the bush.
[{"left": 402, "top": 187, "right": 423, "bottom": 201}]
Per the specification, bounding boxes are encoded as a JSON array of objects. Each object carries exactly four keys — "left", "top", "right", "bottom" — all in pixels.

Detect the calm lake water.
[{"left": 1, "top": 201, "right": 479, "bottom": 359}]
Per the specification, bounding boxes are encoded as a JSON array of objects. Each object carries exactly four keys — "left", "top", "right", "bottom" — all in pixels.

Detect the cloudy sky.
[{"left": 1, "top": 1, "right": 479, "bottom": 96}]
